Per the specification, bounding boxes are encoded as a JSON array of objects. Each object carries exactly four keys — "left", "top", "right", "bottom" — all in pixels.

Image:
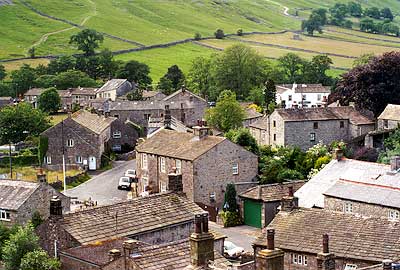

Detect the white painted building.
[{"left": 276, "top": 83, "right": 331, "bottom": 109}]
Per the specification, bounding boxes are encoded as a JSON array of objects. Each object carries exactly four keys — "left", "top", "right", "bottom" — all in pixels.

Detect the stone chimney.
[
  {"left": 37, "top": 169, "right": 47, "bottom": 183},
  {"left": 123, "top": 239, "right": 139, "bottom": 256},
  {"left": 333, "top": 148, "right": 344, "bottom": 161},
  {"left": 190, "top": 213, "right": 214, "bottom": 267},
  {"left": 168, "top": 172, "right": 183, "bottom": 193},
  {"left": 193, "top": 121, "right": 210, "bottom": 140},
  {"left": 390, "top": 156, "right": 400, "bottom": 172},
  {"left": 255, "top": 229, "right": 284, "bottom": 270},
  {"left": 180, "top": 103, "right": 185, "bottom": 124},
  {"left": 280, "top": 186, "right": 298, "bottom": 212},
  {"left": 317, "top": 234, "right": 335, "bottom": 270},
  {"left": 164, "top": 105, "right": 171, "bottom": 128},
  {"left": 50, "top": 196, "right": 62, "bottom": 217},
  {"left": 108, "top": 249, "right": 121, "bottom": 262},
  {"left": 382, "top": 260, "right": 393, "bottom": 270}
]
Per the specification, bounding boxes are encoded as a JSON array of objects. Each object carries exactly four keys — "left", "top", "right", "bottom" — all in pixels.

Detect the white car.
[
  {"left": 223, "top": 241, "right": 244, "bottom": 259},
  {"left": 118, "top": 176, "right": 131, "bottom": 190},
  {"left": 125, "top": 169, "right": 137, "bottom": 179}
]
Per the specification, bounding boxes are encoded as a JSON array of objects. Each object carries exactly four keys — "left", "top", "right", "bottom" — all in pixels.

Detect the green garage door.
[{"left": 244, "top": 199, "right": 262, "bottom": 228}]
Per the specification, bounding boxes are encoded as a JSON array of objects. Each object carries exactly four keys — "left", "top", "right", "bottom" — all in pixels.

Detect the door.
[
  {"left": 88, "top": 156, "right": 96, "bottom": 170},
  {"left": 244, "top": 199, "right": 262, "bottom": 228}
]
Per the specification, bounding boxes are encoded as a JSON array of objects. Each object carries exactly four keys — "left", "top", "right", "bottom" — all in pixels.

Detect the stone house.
[
  {"left": 243, "top": 108, "right": 263, "bottom": 128},
  {"left": 96, "top": 79, "right": 133, "bottom": 101},
  {"left": 135, "top": 128, "right": 258, "bottom": 220},
  {"left": 41, "top": 110, "right": 116, "bottom": 170},
  {"left": 377, "top": 104, "right": 400, "bottom": 130},
  {"left": 142, "top": 90, "right": 166, "bottom": 101},
  {"left": 238, "top": 181, "right": 305, "bottom": 228},
  {"left": 0, "top": 179, "right": 70, "bottom": 227},
  {"left": 36, "top": 192, "right": 205, "bottom": 258},
  {"left": 276, "top": 83, "right": 331, "bottom": 109},
  {"left": 24, "top": 88, "right": 44, "bottom": 108},
  {"left": 248, "top": 107, "right": 375, "bottom": 151},
  {"left": 69, "top": 87, "right": 97, "bottom": 107}
]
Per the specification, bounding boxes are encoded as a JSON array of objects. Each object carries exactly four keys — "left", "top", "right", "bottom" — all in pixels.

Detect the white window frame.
[
  {"left": 141, "top": 153, "right": 148, "bottom": 170},
  {"left": 389, "top": 210, "right": 400, "bottom": 221},
  {"left": 175, "top": 159, "right": 182, "bottom": 174},
  {"left": 345, "top": 264, "right": 358, "bottom": 270},
  {"left": 298, "top": 254, "right": 302, "bottom": 264},
  {"left": 293, "top": 254, "right": 297, "bottom": 264},
  {"left": 142, "top": 176, "right": 149, "bottom": 191},
  {"left": 66, "top": 139, "right": 74, "bottom": 147},
  {"left": 160, "top": 157, "right": 166, "bottom": 173},
  {"left": 304, "top": 255, "right": 308, "bottom": 266},
  {"left": 232, "top": 163, "right": 239, "bottom": 175},
  {"left": 113, "top": 131, "right": 121, "bottom": 139},
  {"left": 288, "top": 95, "right": 292, "bottom": 101},
  {"left": 0, "top": 209, "right": 10, "bottom": 221},
  {"left": 310, "top": 132, "right": 316, "bottom": 142},
  {"left": 76, "top": 156, "right": 83, "bottom": 164},
  {"left": 160, "top": 181, "right": 167, "bottom": 193},
  {"left": 44, "top": 156, "right": 52, "bottom": 165},
  {"left": 344, "top": 202, "right": 353, "bottom": 213},
  {"left": 317, "top": 94, "right": 322, "bottom": 101}
]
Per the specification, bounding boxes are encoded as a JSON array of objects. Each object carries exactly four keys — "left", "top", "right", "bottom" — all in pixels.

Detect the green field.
[{"left": 1, "top": 0, "right": 400, "bottom": 81}]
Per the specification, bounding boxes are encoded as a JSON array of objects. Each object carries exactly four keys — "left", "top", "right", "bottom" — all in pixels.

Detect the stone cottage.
[
  {"left": 249, "top": 106, "right": 375, "bottom": 151},
  {"left": 41, "top": 110, "right": 116, "bottom": 170},
  {"left": 0, "top": 178, "right": 70, "bottom": 227},
  {"left": 96, "top": 79, "right": 133, "bottom": 101},
  {"left": 377, "top": 104, "right": 400, "bottom": 130},
  {"left": 36, "top": 192, "right": 205, "bottom": 257},
  {"left": 135, "top": 127, "right": 258, "bottom": 220}
]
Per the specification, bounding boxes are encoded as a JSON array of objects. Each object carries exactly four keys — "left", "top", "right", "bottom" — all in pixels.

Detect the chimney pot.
[
  {"left": 123, "top": 239, "right": 139, "bottom": 255},
  {"left": 333, "top": 148, "right": 344, "bottom": 161},
  {"left": 202, "top": 213, "right": 209, "bottom": 233},
  {"left": 322, "top": 234, "right": 329, "bottom": 253},
  {"left": 194, "top": 214, "right": 202, "bottom": 233},
  {"left": 108, "top": 249, "right": 121, "bottom": 261},
  {"left": 383, "top": 260, "right": 393, "bottom": 270},
  {"left": 267, "top": 229, "right": 275, "bottom": 250}
]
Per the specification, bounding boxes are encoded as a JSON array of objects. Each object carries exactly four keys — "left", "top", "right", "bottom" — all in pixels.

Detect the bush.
[
  {"left": 214, "top": 29, "right": 225, "bottom": 39},
  {"left": 353, "top": 147, "right": 379, "bottom": 162},
  {"left": 0, "top": 155, "right": 38, "bottom": 167},
  {"left": 237, "top": 29, "right": 243, "bottom": 36},
  {"left": 314, "top": 156, "right": 331, "bottom": 169},
  {"left": 194, "top": 33, "right": 202, "bottom": 40},
  {"left": 219, "top": 211, "right": 242, "bottom": 227}
]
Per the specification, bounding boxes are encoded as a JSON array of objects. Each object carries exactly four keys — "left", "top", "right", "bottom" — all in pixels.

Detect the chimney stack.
[
  {"left": 123, "top": 239, "right": 139, "bottom": 256},
  {"left": 168, "top": 172, "right": 183, "bottom": 193},
  {"left": 164, "top": 105, "right": 171, "bottom": 128},
  {"left": 390, "top": 156, "right": 400, "bottom": 172},
  {"left": 256, "top": 228, "right": 284, "bottom": 270},
  {"left": 383, "top": 260, "right": 393, "bottom": 270},
  {"left": 190, "top": 213, "right": 214, "bottom": 267},
  {"left": 193, "top": 124, "right": 210, "bottom": 140},
  {"left": 108, "top": 249, "right": 121, "bottom": 262},
  {"left": 50, "top": 196, "right": 62, "bottom": 217},
  {"left": 333, "top": 148, "right": 344, "bottom": 161},
  {"left": 317, "top": 234, "right": 335, "bottom": 270},
  {"left": 280, "top": 187, "right": 298, "bottom": 212}
]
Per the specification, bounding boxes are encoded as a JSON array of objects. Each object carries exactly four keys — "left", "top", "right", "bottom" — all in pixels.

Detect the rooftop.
[
  {"left": 0, "top": 180, "right": 40, "bottom": 210},
  {"left": 378, "top": 104, "right": 400, "bottom": 121},
  {"left": 24, "top": 88, "right": 44, "bottom": 96},
  {"left": 109, "top": 100, "right": 196, "bottom": 111},
  {"left": 163, "top": 88, "right": 206, "bottom": 103},
  {"left": 69, "top": 87, "right": 97, "bottom": 96},
  {"left": 254, "top": 208, "right": 400, "bottom": 262},
  {"left": 136, "top": 129, "right": 226, "bottom": 161},
  {"left": 244, "top": 108, "right": 263, "bottom": 120},
  {"left": 59, "top": 192, "right": 204, "bottom": 245},
  {"left": 240, "top": 181, "right": 306, "bottom": 202},
  {"left": 97, "top": 79, "right": 130, "bottom": 93},
  {"left": 249, "top": 116, "right": 269, "bottom": 130},
  {"left": 142, "top": 90, "right": 166, "bottom": 99},
  {"left": 276, "top": 83, "right": 331, "bottom": 94},
  {"left": 71, "top": 110, "right": 116, "bottom": 135}
]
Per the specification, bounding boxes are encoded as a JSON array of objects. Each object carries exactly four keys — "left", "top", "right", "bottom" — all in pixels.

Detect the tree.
[
  {"left": 28, "top": 47, "right": 35, "bottom": 58},
  {"left": 214, "top": 29, "right": 225, "bottom": 39},
  {"left": 313, "top": 8, "right": 328, "bottom": 25},
  {"left": 2, "top": 224, "right": 40, "bottom": 270},
  {"left": 158, "top": 65, "right": 185, "bottom": 95},
  {"left": 30, "top": 211, "right": 43, "bottom": 229},
  {"left": 278, "top": 53, "right": 305, "bottom": 83},
  {"left": 0, "top": 64, "right": 6, "bottom": 81},
  {"left": 126, "top": 88, "right": 143, "bottom": 101},
  {"left": 0, "top": 102, "right": 51, "bottom": 144},
  {"left": 225, "top": 128, "right": 259, "bottom": 154},
  {"left": 304, "top": 55, "right": 333, "bottom": 84},
  {"left": 69, "top": 29, "right": 104, "bottom": 56},
  {"left": 194, "top": 32, "right": 202, "bottom": 40},
  {"left": 302, "top": 9, "right": 326, "bottom": 35},
  {"left": 237, "top": 29, "right": 243, "bottom": 36},
  {"left": 205, "top": 90, "right": 245, "bottom": 132},
  {"left": 0, "top": 83, "right": 13, "bottom": 97},
  {"left": 382, "top": 22, "right": 399, "bottom": 36},
  {"left": 247, "top": 86, "right": 265, "bottom": 107},
  {"left": 116, "top": 60, "right": 152, "bottom": 86},
  {"left": 20, "top": 250, "right": 60, "bottom": 270},
  {"left": 223, "top": 183, "right": 238, "bottom": 212},
  {"left": 329, "top": 3, "right": 348, "bottom": 23},
  {"left": 0, "top": 224, "right": 17, "bottom": 260},
  {"left": 352, "top": 53, "right": 375, "bottom": 67},
  {"left": 381, "top": 7, "right": 394, "bottom": 21},
  {"left": 11, "top": 64, "right": 37, "bottom": 95},
  {"left": 330, "top": 52, "right": 400, "bottom": 117},
  {"left": 378, "top": 128, "right": 400, "bottom": 164},
  {"left": 187, "top": 56, "right": 215, "bottom": 99},
  {"left": 214, "top": 44, "right": 268, "bottom": 99},
  {"left": 38, "top": 87, "right": 61, "bottom": 114},
  {"left": 47, "top": 56, "right": 76, "bottom": 74},
  {"left": 347, "top": 2, "right": 362, "bottom": 17},
  {"left": 34, "top": 75, "right": 57, "bottom": 89},
  {"left": 365, "top": 7, "right": 381, "bottom": 19},
  {"left": 53, "top": 70, "right": 97, "bottom": 90},
  {"left": 264, "top": 79, "right": 276, "bottom": 108}
]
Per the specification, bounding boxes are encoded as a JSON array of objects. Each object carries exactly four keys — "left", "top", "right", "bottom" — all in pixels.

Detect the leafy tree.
[
  {"left": 69, "top": 29, "right": 104, "bottom": 56},
  {"left": 2, "top": 224, "right": 40, "bottom": 270},
  {"left": 381, "top": 7, "right": 394, "bottom": 21},
  {"left": 0, "top": 83, "right": 13, "bottom": 97},
  {"left": 365, "top": 7, "right": 381, "bottom": 19},
  {"left": 278, "top": 53, "right": 305, "bottom": 83},
  {"left": 194, "top": 32, "right": 202, "bottom": 40},
  {"left": 53, "top": 70, "right": 97, "bottom": 90},
  {"left": 225, "top": 128, "right": 259, "bottom": 154},
  {"left": 304, "top": 55, "right": 333, "bottom": 84},
  {"left": 313, "top": 8, "right": 328, "bottom": 25},
  {"left": 247, "top": 86, "right": 265, "bottom": 107},
  {"left": 158, "top": 65, "right": 185, "bottom": 95},
  {"left": 378, "top": 128, "right": 400, "bottom": 163},
  {"left": 329, "top": 3, "right": 348, "bottom": 23},
  {"left": 34, "top": 75, "right": 57, "bottom": 89},
  {"left": 237, "top": 29, "right": 243, "bottom": 36},
  {"left": 205, "top": 90, "right": 245, "bottom": 132},
  {"left": 126, "top": 88, "right": 143, "bottom": 101},
  {"left": 0, "top": 102, "right": 51, "bottom": 144},
  {"left": 0, "top": 64, "right": 6, "bottom": 81},
  {"left": 347, "top": 2, "right": 362, "bottom": 17},
  {"left": 34, "top": 64, "right": 48, "bottom": 76},
  {"left": 214, "top": 44, "right": 268, "bottom": 99},
  {"left": 28, "top": 47, "right": 35, "bottom": 58},
  {"left": 302, "top": 10, "right": 325, "bottom": 35},
  {"left": 20, "top": 250, "right": 60, "bottom": 270},
  {"left": 352, "top": 53, "right": 375, "bottom": 67},
  {"left": 214, "top": 29, "right": 225, "bottom": 39},
  {"left": 38, "top": 87, "right": 61, "bottom": 114},
  {"left": 330, "top": 52, "right": 400, "bottom": 116},
  {"left": 187, "top": 56, "right": 215, "bottom": 99},
  {"left": 343, "top": 19, "right": 353, "bottom": 29},
  {"left": 381, "top": 22, "right": 399, "bottom": 36},
  {"left": 30, "top": 211, "right": 43, "bottom": 228},
  {"left": 11, "top": 64, "right": 37, "bottom": 95},
  {"left": 264, "top": 79, "right": 276, "bottom": 108},
  {"left": 0, "top": 224, "right": 17, "bottom": 260},
  {"left": 223, "top": 183, "right": 238, "bottom": 212},
  {"left": 360, "top": 18, "right": 377, "bottom": 33},
  {"left": 116, "top": 60, "right": 152, "bottom": 86},
  {"left": 47, "top": 56, "right": 76, "bottom": 75}
]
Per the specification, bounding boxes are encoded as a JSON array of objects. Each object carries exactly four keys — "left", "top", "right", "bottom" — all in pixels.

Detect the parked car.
[
  {"left": 125, "top": 169, "right": 136, "bottom": 179},
  {"left": 223, "top": 241, "right": 244, "bottom": 259},
  {"left": 118, "top": 176, "right": 132, "bottom": 190}
]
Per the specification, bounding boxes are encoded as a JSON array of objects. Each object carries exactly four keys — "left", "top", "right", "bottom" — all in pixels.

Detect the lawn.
[
  {"left": 2, "top": 58, "right": 51, "bottom": 73},
  {"left": 0, "top": 166, "right": 82, "bottom": 183}
]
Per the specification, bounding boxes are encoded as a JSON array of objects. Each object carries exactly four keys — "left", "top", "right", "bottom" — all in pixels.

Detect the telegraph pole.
[
  {"left": 9, "top": 142, "right": 12, "bottom": 179},
  {"left": 61, "top": 120, "right": 66, "bottom": 193}
]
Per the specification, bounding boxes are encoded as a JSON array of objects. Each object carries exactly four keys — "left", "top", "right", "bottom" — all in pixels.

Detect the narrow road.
[{"left": 63, "top": 159, "right": 136, "bottom": 206}]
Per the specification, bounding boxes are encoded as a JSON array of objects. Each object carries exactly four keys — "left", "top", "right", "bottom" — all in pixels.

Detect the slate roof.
[
  {"left": 59, "top": 192, "right": 205, "bottom": 245},
  {"left": 249, "top": 116, "right": 269, "bottom": 130},
  {"left": 143, "top": 90, "right": 166, "bottom": 99},
  {"left": 163, "top": 88, "right": 206, "bottom": 103},
  {"left": 240, "top": 181, "right": 306, "bottom": 202},
  {"left": 276, "top": 84, "right": 331, "bottom": 94},
  {"left": 244, "top": 108, "right": 263, "bottom": 120},
  {"left": 97, "top": 79, "right": 129, "bottom": 93},
  {"left": 275, "top": 106, "right": 374, "bottom": 125},
  {"left": 57, "top": 90, "right": 72, "bottom": 98},
  {"left": 378, "top": 104, "right": 400, "bottom": 121},
  {"left": 69, "top": 87, "right": 97, "bottom": 96},
  {"left": 324, "top": 179, "right": 400, "bottom": 209},
  {"left": 254, "top": 208, "right": 400, "bottom": 262},
  {"left": 0, "top": 180, "right": 40, "bottom": 210},
  {"left": 136, "top": 129, "right": 226, "bottom": 161},
  {"left": 24, "top": 88, "right": 44, "bottom": 96},
  {"left": 109, "top": 100, "right": 196, "bottom": 111},
  {"left": 71, "top": 110, "right": 116, "bottom": 135},
  {"left": 295, "top": 159, "right": 394, "bottom": 208}
]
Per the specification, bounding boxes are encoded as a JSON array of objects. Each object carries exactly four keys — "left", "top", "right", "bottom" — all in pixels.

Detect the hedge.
[{"left": 0, "top": 155, "right": 38, "bottom": 167}]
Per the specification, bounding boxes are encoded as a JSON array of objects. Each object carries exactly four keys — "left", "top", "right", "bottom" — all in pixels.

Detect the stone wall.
[
  {"left": 109, "top": 118, "right": 139, "bottom": 149},
  {"left": 378, "top": 119, "right": 400, "bottom": 130},
  {"left": 249, "top": 126, "right": 269, "bottom": 146},
  {"left": 269, "top": 112, "right": 285, "bottom": 148},
  {"left": 133, "top": 221, "right": 194, "bottom": 245}
]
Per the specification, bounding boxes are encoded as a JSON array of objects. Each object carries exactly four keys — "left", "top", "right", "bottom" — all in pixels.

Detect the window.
[
  {"left": 384, "top": 120, "right": 389, "bottom": 128},
  {"left": 66, "top": 139, "right": 74, "bottom": 147},
  {"left": 160, "top": 182, "right": 167, "bottom": 193},
  {"left": 344, "top": 202, "right": 353, "bottom": 213},
  {"left": 304, "top": 256, "right": 308, "bottom": 266},
  {"left": 113, "top": 131, "right": 121, "bottom": 139},
  {"left": 273, "top": 134, "right": 276, "bottom": 141},
  {"left": 288, "top": 95, "right": 292, "bottom": 101},
  {"left": 113, "top": 114, "right": 119, "bottom": 119},
  {"left": 313, "top": 122, "right": 318, "bottom": 129},
  {"left": 310, "top": 133, "right": 316, "bottom": 142},
  {"left": 344, "top": 264, "right": 358, "bottom": 270},
  {"left": 302, "top": 94, "right": 306, "bottom": 100},
  {"left": 175, "top": 159, "right": 182, "bottom": 174},
  {"left": 44, "top": 156, "right": 51, "bottom": 165},
  {"left": 209, "top": 192, "right": 216, "bottom": 202},
  {"left": 340, "top": 121, "right": 345, "bottom": 128},
  {"left": 142, "top": 176, "right": 148, "bottom": 191},
  {"left": 317, "top": 94, "right": 322, "bottom": 101},
  {"left": 142, "top": 153, "right": 148, "bottom": 170},
  {"left": 75, "top": 156, "right": 82, "bottom": 164},
  {"left": 160, "top": 157, "right": 166, "bottom": 173},
  {"left": 144, "top": 114, "right": 151, "bottom": 121},
  {"left": 273, "top": 121, "right": 276, "bottom": 127},
  {"left": 292, "top": 254, "right": 308, "bottom": 266},
  {"left": 298, "top": 254, "right": 302, "bottom": 264},
  {"left": 0, "top": 210, "right": 10, "bottom": 221},
  {"left": 389, "top": 210, "right": 400, "bottom": 221},
  {"left": 232, "top": 163, "right": 239, "bottom": 175},
  {"left": 292, "top": 254, "right": 297, "bottom": 264},
  {"left": 189, "top": 96, "right": 194, "bottom": 102}
]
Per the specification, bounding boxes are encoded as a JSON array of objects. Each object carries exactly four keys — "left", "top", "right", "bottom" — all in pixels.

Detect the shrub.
[
  {"left": 353, "top": 147, "right": 379, "bottom": 162},
  {"left": 237, "top": 29, "right": 243, "bottom": 36},
  {"left": 314, "top": 156, "right": 331, "bottom": 169},
  {"left": 219, "top": 211, "right": 242, "bottom": 227},
  {"left": 194, "top": 33, "right": 202, "bottom": 40},
  {"left": 214, "top": 29, "right": 225, "bottom": 39}
]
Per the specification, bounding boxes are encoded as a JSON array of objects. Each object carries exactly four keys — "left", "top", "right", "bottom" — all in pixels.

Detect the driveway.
[
  {"left": 209, "top": 222, "right": 261, "bottom": 252},
  {"left": 64, "top": 159, "right": 136, "bottom": 206}
]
